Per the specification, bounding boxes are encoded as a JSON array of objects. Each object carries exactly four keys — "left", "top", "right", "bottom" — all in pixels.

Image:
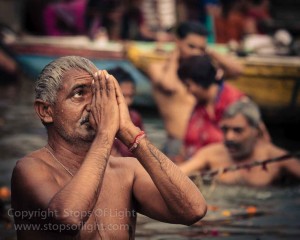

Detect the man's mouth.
[
  {"left": 225, "top": 141, "right": 240, "bottom": 152},
  {"left": 80, "top": 115, "right": 90, "bottom": 125}
]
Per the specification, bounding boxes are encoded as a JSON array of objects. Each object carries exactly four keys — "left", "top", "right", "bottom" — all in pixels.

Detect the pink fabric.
[
  {"left": 184, "top": 83, "right": 245, "bottom": 158},
  {"left": 43, "top": 0, "right": 87, "bottom": 36}
]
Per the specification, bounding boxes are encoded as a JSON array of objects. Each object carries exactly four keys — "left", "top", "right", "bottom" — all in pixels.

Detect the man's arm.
[
  {"left": 280, "top": 152, "right": 300, "bottom": 178},
  {"left": 146, "top": 49, "right": 181, "bottom": 93},
  {"left": 132, "top": 139, "right": 207, "bottom": 225},
  {"left": 112, "top": 76, "right": 207, "bottom": 225},
  {"left": 271, "top": 145, "right": 300, "bottom": 179},
  {"left": 179, "top": 148, "right": 210, "bottom": 175},
  {"left": 207, "top": 49, "right": 244, "bottom": 79}
]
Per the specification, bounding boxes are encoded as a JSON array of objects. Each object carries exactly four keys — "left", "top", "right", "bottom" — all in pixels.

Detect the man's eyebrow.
[{"left": 71, "top": 84, "right": 90, "bottom": 91}]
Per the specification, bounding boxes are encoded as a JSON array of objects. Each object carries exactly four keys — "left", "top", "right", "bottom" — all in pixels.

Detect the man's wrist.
[
  {"left": 93, "top": 130, "right": 116, "bottom": 147},
  {"left": 117, "top": 125, "right": 141, "bottom": 147}
]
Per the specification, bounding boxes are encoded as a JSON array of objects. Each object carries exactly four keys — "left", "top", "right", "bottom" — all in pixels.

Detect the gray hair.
[
  {"left": 223, "top": 99, "right": 261, "bottom": 128},
  {"left": 35, "top": 56, "right": 97, "bottom": 104}
]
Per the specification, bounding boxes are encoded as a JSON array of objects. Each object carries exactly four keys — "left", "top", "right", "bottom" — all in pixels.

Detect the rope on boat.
[{"left": 189, "top": 151, "right": 300, "bottom": 182}]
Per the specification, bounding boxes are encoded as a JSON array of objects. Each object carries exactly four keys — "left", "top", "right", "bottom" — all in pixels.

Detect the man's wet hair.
[
  {"left": 108, "top": 66, "right": 136, "bottom": 86},
  {"left": 177, "top": 55, "right": 220, "bottom": 89},
  {"left": 176, "top": 21, "right": 208, "bottom": 39},
  {"left": 223, "top": 99, "right": 261, "bottom": 128},
  {"left": 35, "top": 56, "right": 97, "bottom": 104}
]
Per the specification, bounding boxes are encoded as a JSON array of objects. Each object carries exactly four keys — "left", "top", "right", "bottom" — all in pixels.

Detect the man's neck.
[
  {"left": 47, "top": 138, "right": 91, "bottom": 174},
  {"left": 231, "top": 140, "right": 263, "bottom": 164}
]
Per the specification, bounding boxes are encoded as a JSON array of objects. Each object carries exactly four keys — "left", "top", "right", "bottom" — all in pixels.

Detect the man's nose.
[
  {"left": 86, "top": 103, "right": 92, "bottom": 112},
  {"left": 192, "top": 48, "right": 204, "bottom": 56},
  {"left": 225, "top": 130, "right": 236, "bottom": 141}
]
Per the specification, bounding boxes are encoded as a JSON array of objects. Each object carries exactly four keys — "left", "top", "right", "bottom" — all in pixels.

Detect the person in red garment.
[
  {"left": 177, "top": 55, "right": 246, "bottom": 160},
  {"left": 109, "top": 66, "right": 144, "bottom": 157}
]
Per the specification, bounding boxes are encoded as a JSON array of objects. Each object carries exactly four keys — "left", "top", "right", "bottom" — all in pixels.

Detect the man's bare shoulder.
[
  {"left": 201, "top": 143, "right": 227, "bottom": 156},
  {"left": 198, "top": 143, "right": 229, "bottom": 164},
  {"left": 14, "top": 149, "right": 52, "bottom": 174},
  {"left": 11, "top": 149, "right": 60, "bottom": 209},
  {"left": 257, "top": 140, "right": 287, "bottom": 158},
  {"left": 12, "top": 149, "right": 56, "bottom": 190}
]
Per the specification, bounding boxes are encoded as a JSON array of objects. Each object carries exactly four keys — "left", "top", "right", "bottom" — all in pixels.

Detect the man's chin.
[
  {"left": 228, "top": 148, "right": 243, "bottom": 160},
  {"left": 80, "top": 128, "right": 96, "bottom": 142}
]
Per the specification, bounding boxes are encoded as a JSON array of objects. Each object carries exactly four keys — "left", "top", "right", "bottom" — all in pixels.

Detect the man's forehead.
[
  {"left": 185, "top": 33, "right": 206, "bottom": 43},
  {"left": 62, "top": 69, "right": 94, "bottom": 84},
  {"left": 220, "top": 114, "right": 249, "bottom": 127}
]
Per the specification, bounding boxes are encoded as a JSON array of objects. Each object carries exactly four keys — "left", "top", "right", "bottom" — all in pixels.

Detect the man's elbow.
[
  {"left": 182, "top": 202, "right": 207, "bottom": 226},
  {"left": 47, "top": 205, "right": 84, "bottom": 233},
  {"left": 235, "top": 64, "right": 245, "bottom": 77},
  {"left": 229, "top": 64, "right": 245, "bottom": 79}
]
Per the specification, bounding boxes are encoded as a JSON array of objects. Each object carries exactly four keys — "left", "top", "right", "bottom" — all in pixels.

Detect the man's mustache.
[
  {"left": 80, "top": 114, "right": 90, "bottom": 125},
  {"left": 224, "top": 141, "right": 241, "bottom": 149}
]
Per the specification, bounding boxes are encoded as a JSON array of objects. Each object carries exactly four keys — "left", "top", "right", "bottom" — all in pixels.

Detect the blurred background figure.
[
  {"left": 211, "top": 0, "right": 272, "bottom": 44},
  {"left": 138, "top": 0, "right": 177, "bottom": 41},
  {"left": 108, "top": 66, "right": 144, "bottom": 157},
  {"left": 146, "top": 21, "right": 243, "bottom": 160},
  {"left": 85, "top": 0, "right": 127, "bottom": 40},
  {"left": 43, "top": 0, "right": 87, "bottom": 36},
  {"left": 177, "top": 0, "right": 219, "bottom": 43},
  {"left": 178, "top": 55, "right": 245, "bottom": 160},
  {"left": 22, "top": 0, "right": 52, "bottom": 35},
  {"left": 213, "top": 0, "right": 253, "bottom": 44},
  {"left": 179, "top": 100, "right": 300, "bottom": 187},
  {"left": 85, "top": 0, "right": 148, "bottom": 41}
]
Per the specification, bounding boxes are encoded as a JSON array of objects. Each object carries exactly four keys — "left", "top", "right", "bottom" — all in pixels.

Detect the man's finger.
[
  {"left": 93, "top": 70, "right": 102, "bottom": 103},
  {"left": 99, "top": 70, "right": 106, "bottom": 96},
  {"left": 106, "top": 74, "right": 115, "bottom": 96},
  {"left": 110, "top": 75, "right": 126, "bottom": 105}
]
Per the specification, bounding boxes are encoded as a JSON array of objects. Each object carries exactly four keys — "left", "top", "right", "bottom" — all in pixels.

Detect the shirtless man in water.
[
  {"left": 146, "top": 21, "right": 244, "bottom": 157},
  {"left": 180, "top": 100, "right": 300, "bottom": 187},
  {"left": 11, "top": 56, "right": 207, "bottom": 239}
]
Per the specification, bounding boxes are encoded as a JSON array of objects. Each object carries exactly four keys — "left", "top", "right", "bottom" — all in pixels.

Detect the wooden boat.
[{"left": 7, "top": 36, "right": 154, "bottom": 106}]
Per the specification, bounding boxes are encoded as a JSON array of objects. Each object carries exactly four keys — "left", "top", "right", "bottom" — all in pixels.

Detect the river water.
[{"left": 0, "top": 74, "right": 300, "bottom": 239}]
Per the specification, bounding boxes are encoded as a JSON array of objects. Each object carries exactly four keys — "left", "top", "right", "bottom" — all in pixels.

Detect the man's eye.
[
  {"left": 188, "top": 44, "right": 196, "bottom": 49},
  {"left": 74, "top": 90, "right": 83, "bottom": 98},
  {"left": 233, "top": 128, "right": 243, "bottom": 133}
]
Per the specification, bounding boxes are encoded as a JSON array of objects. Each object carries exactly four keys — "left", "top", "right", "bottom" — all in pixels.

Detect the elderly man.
[
  {"left": 180, "top": 100, "right": 300, "bottom": 187},
  {"left": 11, "top": 56, "right": 206, "bottom": 239},
  {"left": 146, "top": 21, "right": 244, "bottom": 158}
]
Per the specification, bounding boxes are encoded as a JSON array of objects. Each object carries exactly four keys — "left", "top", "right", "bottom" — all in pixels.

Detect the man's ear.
[{"left": 34, "top": 99, "right": 53, "bottom": 124}]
